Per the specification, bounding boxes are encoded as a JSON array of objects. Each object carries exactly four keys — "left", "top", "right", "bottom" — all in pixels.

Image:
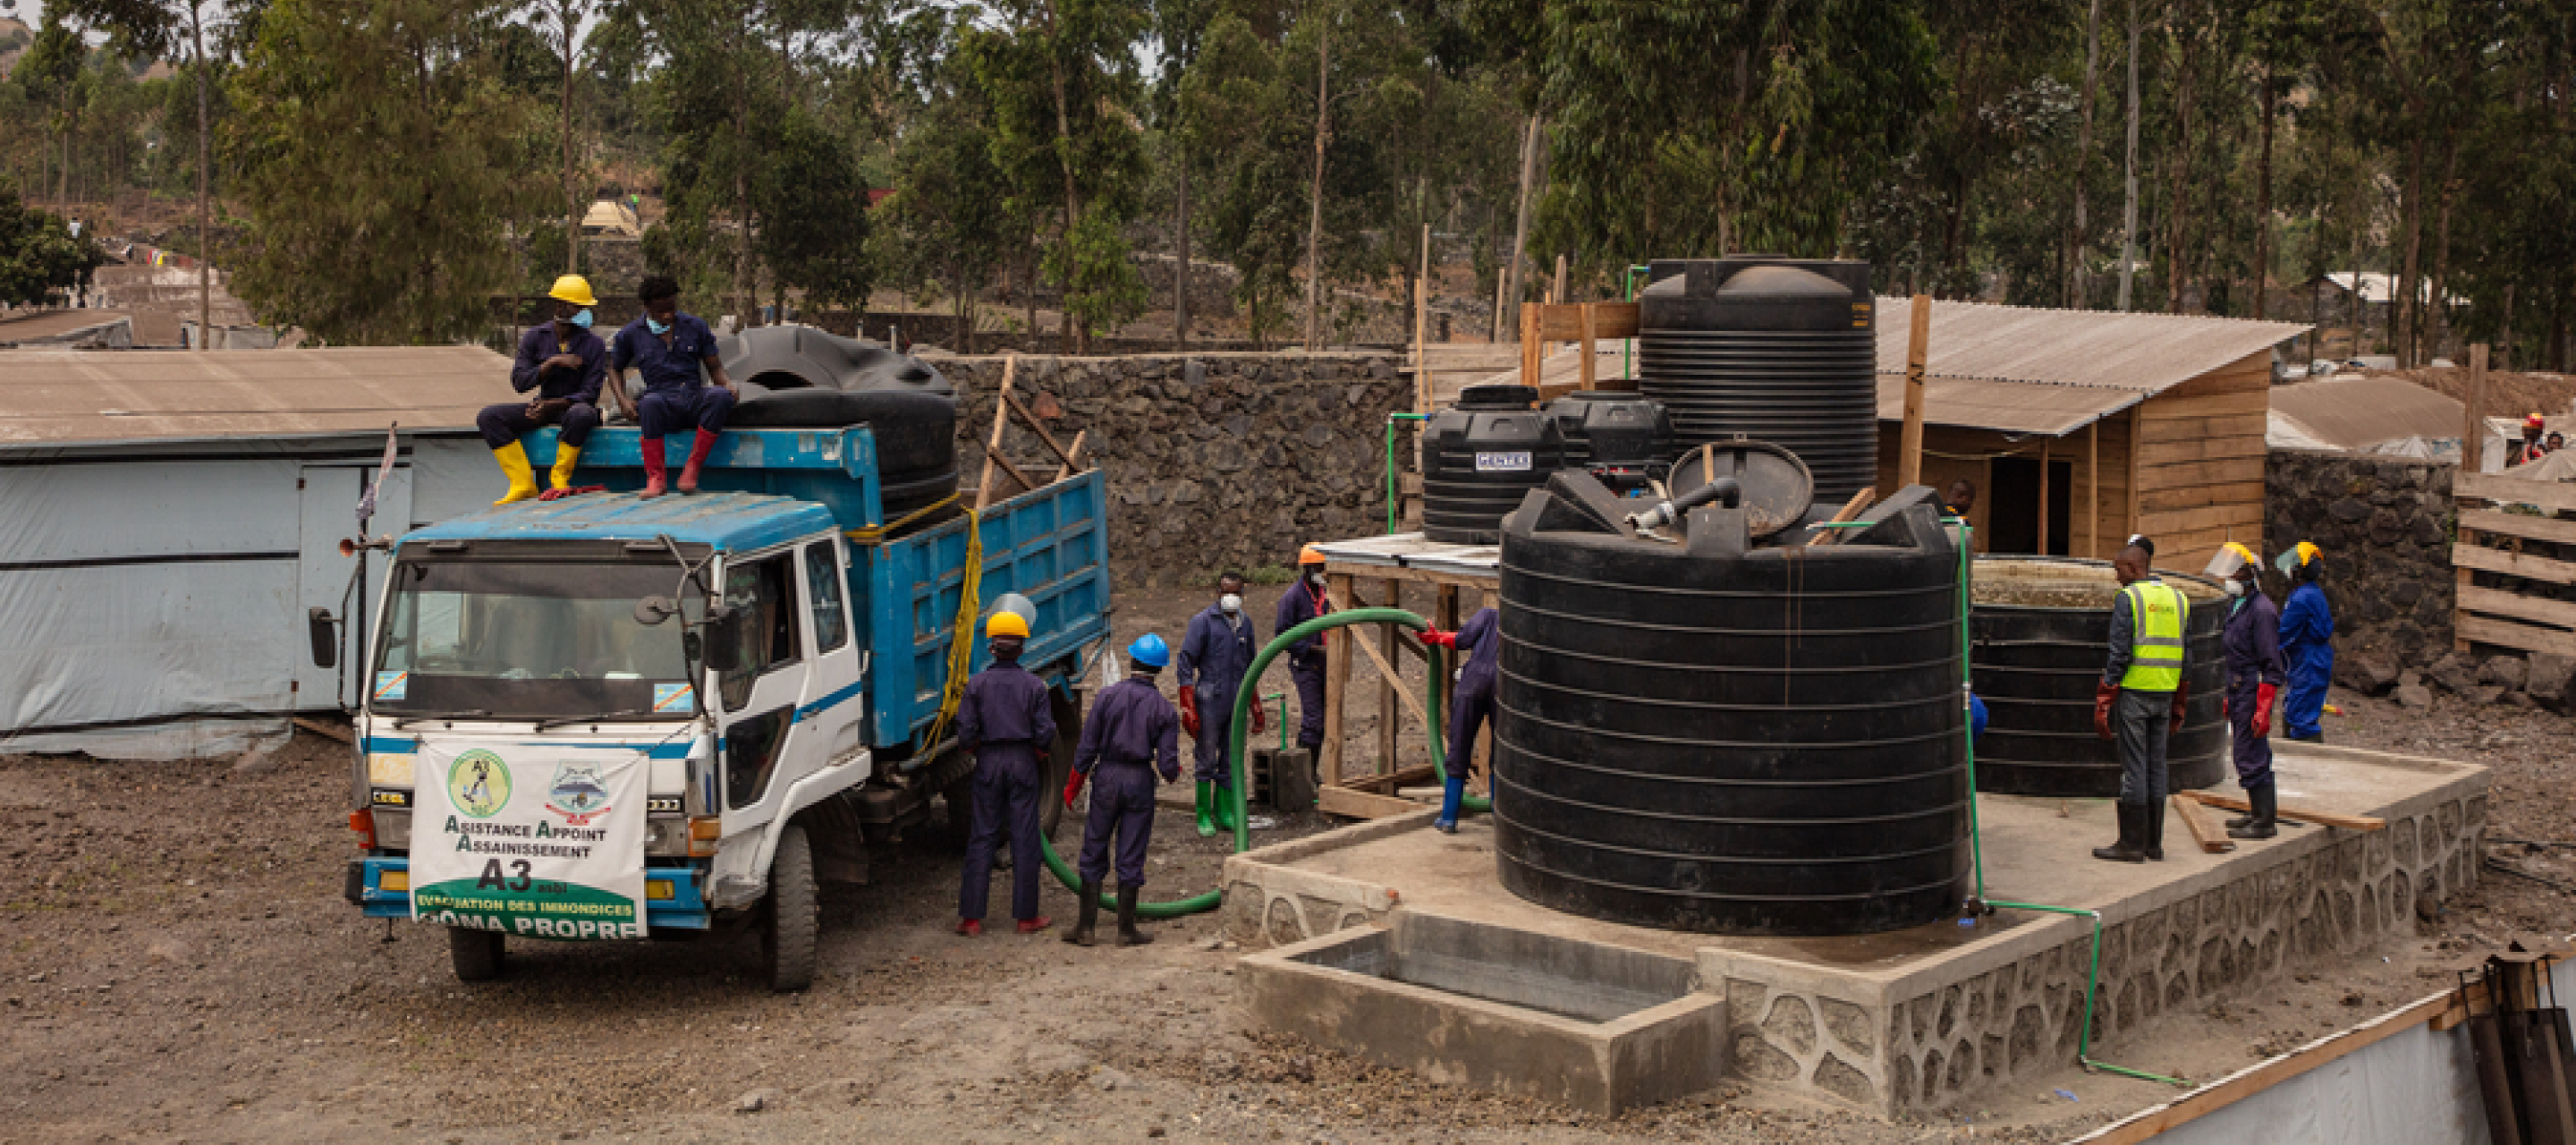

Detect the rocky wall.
[
  {"left": 1712, "top": 775, "right": 2487, "bottom": 1117},
  {"left": 2263, "top": 449, "right": 2455, "bottom": 659},
  {"left": 932, "top": 352, "right": 1408, "bottom": 590}
]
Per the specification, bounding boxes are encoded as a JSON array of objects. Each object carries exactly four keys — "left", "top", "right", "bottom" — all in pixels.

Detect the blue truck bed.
[{"left": 494, "top": 424, "right": 1113, "bottom": 745}]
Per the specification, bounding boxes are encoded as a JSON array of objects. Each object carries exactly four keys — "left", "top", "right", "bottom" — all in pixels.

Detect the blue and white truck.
[{"left": 327, "top": 420, "right": 1111, "bottom": 990}]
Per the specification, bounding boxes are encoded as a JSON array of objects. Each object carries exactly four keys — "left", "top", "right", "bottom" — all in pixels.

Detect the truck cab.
[{"left": 334, "top": 423, "right": 1109, "bottom": 989}]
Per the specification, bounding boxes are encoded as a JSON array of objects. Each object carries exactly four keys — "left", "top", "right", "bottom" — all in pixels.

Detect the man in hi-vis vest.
[{"left": 2091, "top": 541, "right": 2190, "bottom": 863}]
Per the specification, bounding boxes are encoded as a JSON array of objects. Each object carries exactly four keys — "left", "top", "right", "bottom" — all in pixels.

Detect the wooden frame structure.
[
  {"left": 2451, "top": 469, "right": 2576, "bottom": 657},
  {"left": 1311, "top": 556, "right": 1497, "bottom": 818}
]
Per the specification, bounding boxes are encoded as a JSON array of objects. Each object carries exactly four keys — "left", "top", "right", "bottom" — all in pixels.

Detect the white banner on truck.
[{"left": 409, "top": 739, "right": 647, "bottom": 940}]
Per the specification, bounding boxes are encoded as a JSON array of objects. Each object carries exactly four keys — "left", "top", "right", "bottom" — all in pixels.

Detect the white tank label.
[{"left": 1475, "top": 452, "right": 1532, "bottom": 472}]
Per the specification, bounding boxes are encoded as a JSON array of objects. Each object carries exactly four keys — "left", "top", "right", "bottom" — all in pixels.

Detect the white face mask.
[
  {"left": 1220, "top": 593, "right": 1242, "bottom": 615},
  {"left": 2224, "top": 579, "right": 2246, "bottom": 598},
  {"left": 1308, "top": 571, "right": 1325, "bottom": 586}
]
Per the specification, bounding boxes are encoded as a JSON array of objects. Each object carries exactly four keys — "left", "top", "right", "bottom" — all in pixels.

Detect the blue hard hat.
[{"left": 1128, "top": 633, "right": 1170, "bottom": 668}]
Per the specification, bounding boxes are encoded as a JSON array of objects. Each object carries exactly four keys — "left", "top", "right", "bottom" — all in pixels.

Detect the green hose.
[{"left": 1034, "top": 607, "right": 1450, "bottom": 918}]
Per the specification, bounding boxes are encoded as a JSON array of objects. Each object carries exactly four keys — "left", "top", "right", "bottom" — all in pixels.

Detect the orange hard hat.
[
  {"left": 2529, "top": 413, "right": 2548, "bottom": 429},
  {"left": 1298, "top": 544, "right": 1326, "bottom": 566}
]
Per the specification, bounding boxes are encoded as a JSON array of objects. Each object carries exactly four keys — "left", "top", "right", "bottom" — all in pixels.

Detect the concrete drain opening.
[{"left": 1239, "top": 912, "right": 1728, "bottom": 1113}]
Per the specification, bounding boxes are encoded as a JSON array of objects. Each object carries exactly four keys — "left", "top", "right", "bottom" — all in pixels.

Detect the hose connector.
[{"left": 1625, "top": 475, "right": 1742, "bottom": 531}]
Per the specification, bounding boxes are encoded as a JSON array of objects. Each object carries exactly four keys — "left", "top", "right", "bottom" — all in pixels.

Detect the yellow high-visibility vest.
[{"left": 2118, "top": 580, "right": 2189, "bottom": 692}]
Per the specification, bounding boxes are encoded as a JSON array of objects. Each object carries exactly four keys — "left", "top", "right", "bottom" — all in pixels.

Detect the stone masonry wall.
[
  {"left": 1713, "top": 776, "right": 2487, "bottom": 1116},
  {"left": 2264, "top": 449, "right": 2455, "bottom": 660},
  {"left": 932, "top": 352, "right": 1408, "bottom": 590}
]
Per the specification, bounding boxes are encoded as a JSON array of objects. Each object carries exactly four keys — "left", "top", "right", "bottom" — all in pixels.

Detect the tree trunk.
[
  {"left": 2252, "top": 68, "right": 2275, "bottom": 319},
  {"left": 2428, "top": 133, "right": 2459, "bottom": 363},
  {"left": 2396, "top": 131, "right": 2426, "bottom": 365},
  {"left": 1303, "top": 21, "right": 1329, "bottom": 352},
  {"left": 1501, "top": 114, "right": 1540, "bottom": 344},
  {"left": 194, "top": 9, "right": 211, "bottom": 350},
  {"left": 2117, "top": 0, "right": 2140, "bottom": 312},
  {"left": 2500, "top": 283, "right": 2516, "bottom": 370},
  {"left": 1174, "top": 148, "right": 1190, "bottom": 351},
  {"left": 2165, "top": 10, "right": 2197, "bottom": 315},
  {"left": 2072, "top": 0, "right": 2099, "bottom": 309},
  {"left": 1039, "top": 0, "right": 1085, "bottom": 353},
  {"left": 562, "top": 3, "right": 580, "bottom": 276}
]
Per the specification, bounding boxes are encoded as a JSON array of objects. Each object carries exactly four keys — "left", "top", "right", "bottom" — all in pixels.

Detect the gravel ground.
[{"left": 4, "top": 595, "right": 2570, "bottom": 1143}]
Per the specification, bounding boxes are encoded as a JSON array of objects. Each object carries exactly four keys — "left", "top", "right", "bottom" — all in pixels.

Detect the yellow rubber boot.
[
  {"left": 548, "top": 443, "right": 581, "bottom": 492},
  {"left": 491, "top": 442, "right": 538, "bottom": 505}
]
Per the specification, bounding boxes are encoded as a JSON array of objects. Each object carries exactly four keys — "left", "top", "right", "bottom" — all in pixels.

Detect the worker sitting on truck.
[
  {"left": 1422, "top": 606, "right": 1499, "bottom": 834},
  {"left": 1179, "top": 572, "right": 1263, "bottom": 836},
  {"left": 954, "top": 611, "right": 1057, "bottom": 937},
  {"left": 1063, "top": 634, "right": 1182, "bottom": 947},
  {"left": 612, "top": 276, "right": 740, "bottom": 498},
  {"left": 1274, "top": 546, "right": 1335, "bottom": 771},
  {"left": 481, "top": 275, "right": 609, "bottom": 505}
]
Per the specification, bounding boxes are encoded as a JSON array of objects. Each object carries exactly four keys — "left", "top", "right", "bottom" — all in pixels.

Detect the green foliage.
[
  {"left": 877, "top": 34, "right": 1013, "bottom": 344},
  {"left": 224, "top": 0, "right": 548, "bottom": 344},
  {"left": 0, "top": 177, "right": 101, "bottom": 304}
]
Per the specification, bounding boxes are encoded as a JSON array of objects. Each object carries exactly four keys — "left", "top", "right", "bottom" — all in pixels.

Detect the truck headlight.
[
  {"left": 645, "top": 816, "right": 690, "bottom": 858},
  {"left": 374, "top": 809, "right": 411, "bottom": 850}
]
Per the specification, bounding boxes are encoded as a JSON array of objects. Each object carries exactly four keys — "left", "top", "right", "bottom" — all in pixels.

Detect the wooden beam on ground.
[
  {"left": 1318, "top": 785, "right": 1428, "bottom": 820},
  {"left": 2180, "top": 791, "right": 2385, "bottom": 832},
  {"left": 1899, "top": 293, "right": 1932, "bottom": 488},
  {"left": 2171, "top": 793, "right": 2235, "bottom": 854},
  {"left": 1347, "top": 763, "right": 1437, "bottom": 794},
  {"left": 293, "top": 717, "right": 352, "bottom": 744}
]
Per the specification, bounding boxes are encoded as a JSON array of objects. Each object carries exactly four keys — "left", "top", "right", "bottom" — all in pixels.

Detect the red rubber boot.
[
  {"left": 640, "top": 439, "right": 668, "bottom": 499},
  {"left": 677, "top": 429, "right": 720, "bottom": 495}
]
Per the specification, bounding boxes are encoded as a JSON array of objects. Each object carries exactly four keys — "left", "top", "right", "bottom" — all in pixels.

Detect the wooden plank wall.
[
  {"left": 2453, "top": 471, "right": 2576, "bottom": 657},
  {"left": 2131, "top": 351, "right": 2271, "bottom": 572},
  {"left": 1871, "top": 415, "right": 2134, "bottom": 560}
]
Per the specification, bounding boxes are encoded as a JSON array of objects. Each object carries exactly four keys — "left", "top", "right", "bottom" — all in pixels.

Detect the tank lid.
[
  {"left": 1456, "top": 384, "right": 1538, "bottom": 410},
  {"left": 1668, "top": 441, "right": 1815, "bottom": 539},
  {"left": 1714, "top": 265, "right": 1854, "bottom": 301}
]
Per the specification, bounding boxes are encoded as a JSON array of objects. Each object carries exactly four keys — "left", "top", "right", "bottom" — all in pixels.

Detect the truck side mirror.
[
  {"left": 697, "top": 608, "right": 743, "bottom": 674},
  {"left": 308, "top": 607, "right": 338, "bottom": 669},
  {"left": 635, "top": 596, "right": 677, "bottom": 626}
]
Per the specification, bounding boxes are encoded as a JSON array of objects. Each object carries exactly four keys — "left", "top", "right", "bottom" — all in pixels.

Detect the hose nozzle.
[{"left": 1625, "top": 475, "right": 1742, "bottom": 531}]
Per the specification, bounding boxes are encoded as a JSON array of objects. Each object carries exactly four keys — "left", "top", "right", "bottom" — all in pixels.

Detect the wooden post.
[
  {"left": 970, "top": 355, "right": 1018, "bottom": 514},
  {"left": 1520, "top": 303, "right": 1541, "bottom": 391},
  {"left": 2088, "top": 420, "right": 2101, "bottom": 559},
  {"left": 2038, "top": 437, "right": 2052, "bottom": 555},
  {"left": 1578, "top": 304, "right": 1597, "bottom": 391},
  {"left": 2463, "top": 343, "right": 2488, "bottom": 473},
  {"left": 2127, "top": 405, "right": 2144, "bottom": 546},
  {"left": 2458, "top": 343, "right": 2488, "bottom": 653},
  {"left": 1414, "top": 225, "right": 1431, "bottom": 415},
  {"left": 1899, "top": 294, "right": 1933, "bottom": 488},
  {"left": 1321, "top": 572, "right": 1353, "bottom": 786},
  {"left": 1376, "top": 579, "right": 1401, "bottom": 782}
]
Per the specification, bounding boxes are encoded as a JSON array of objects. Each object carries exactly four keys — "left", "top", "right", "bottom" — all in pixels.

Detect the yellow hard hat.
[
  {"left": 986, "top": 611, "right": 1030, "bottom": 640},
  {"left": 548, "top": 275, "right": 599, "bottom": 309},
  {"left": 2222, "top": 541, "right": 2259, "bottom": 566},
  {"left": 2293, "top": 540, "right": 2321, "bottom": 566},
  {"left": 1298, "top": 544, "right": 1326, "bottom": 566}
]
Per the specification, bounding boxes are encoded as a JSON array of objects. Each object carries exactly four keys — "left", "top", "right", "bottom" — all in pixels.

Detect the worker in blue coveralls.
[
  {"left": 953, "top": 611, "right": 1056, "bottom": 937},
  {"left": 2207, "top": 543, "right": 2287, "bottom": 840},
  {"left": 481, "top": 276, "right": 609, "bottom": 505},
  {"left": 1421, "top": 606, "right": 1500, "bottom": 834},
  {"left": 1062, "top": 634, "right": 1182, "bottom": 947},
  {"left": 610, "top": 276, "right": 740, "bottom": 499},
  {"left": 1179, "top": 572, "right": 1264, "bottom": 835},
  {"left": 1275, "top": 546, "right": 1335, "bottom": 776},
  {"left": 2276, "top": 541, "right": 2334, "bottom": 744}
]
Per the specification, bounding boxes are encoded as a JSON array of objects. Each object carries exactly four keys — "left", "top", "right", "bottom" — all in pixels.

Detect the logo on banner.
[
  {"left": 447, "top": 750, "right": 512, "bottom": 818},
  {"left": 545, "top": 763, "right": 614, "bottom": 826}
]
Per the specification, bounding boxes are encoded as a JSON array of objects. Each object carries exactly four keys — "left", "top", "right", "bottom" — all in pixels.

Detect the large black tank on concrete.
[
  {"left": 1968, "top": 557, "right": 2228, "bottom": 797},
  {"left": 1422, "top": 384, "right": 1571, "bottom": 544},
  {"left": 1493, "top": 466, "right": 1971, "bottom": 936},
  {"left": 1635, "top": 257, "right": 1877, "bottom": 506},
  {"left": 1541, "top": 392, "right": 1673, "bottom": 494}
]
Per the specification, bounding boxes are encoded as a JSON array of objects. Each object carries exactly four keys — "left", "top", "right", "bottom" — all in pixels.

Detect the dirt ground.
[{"left": 4, "top": 584, "right": 2572, "bottom": 1143}]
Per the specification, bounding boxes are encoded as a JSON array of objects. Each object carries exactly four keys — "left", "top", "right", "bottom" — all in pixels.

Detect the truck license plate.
[{"left": 1474, "top": 451, "right": 1532, "bottom": 472}]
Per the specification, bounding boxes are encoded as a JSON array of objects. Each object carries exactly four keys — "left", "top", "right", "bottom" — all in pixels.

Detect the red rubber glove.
[
  {"left": 2094, "top": 682, "right": 2118, "bottom": 742},
  {"left": 2169, "top": 681, "right": 2190, "bottom": 734},
  {"left": 1249, "top": 699, "right": 1267, "bottom": 735},
  {"left": 2252, "top": 682, "right": 2277, "bottom": 737},
  {"left": 1419, "top": 629, "right": 1459, "bottom": 649},
  {"left": 1179, "top": 685, "right": 1200, "bottom": 736},
  {"left": 2221, "top": 694, "right": 2229, "bottom": 719},
  {"left": 1062, "top": 768, "right": 1086, "bottom": 810}
]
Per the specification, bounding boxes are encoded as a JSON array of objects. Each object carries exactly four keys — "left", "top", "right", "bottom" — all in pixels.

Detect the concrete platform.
[{"left": 1225, "top": 742, "right": 2488, "bottom": 1117}]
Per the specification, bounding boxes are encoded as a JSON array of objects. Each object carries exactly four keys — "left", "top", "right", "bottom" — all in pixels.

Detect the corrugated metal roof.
[
  {"left": 2267, "top": 377, "right": 2461, "bottom": 451},
  {"left": 0, "top": 346, "right": 514, "bottom": 447},
  {"left": 1872, "top": 373, "right": 2140, "bottom": 437},
  {"left": 1873, "top": 297, "right": 2309, "bottom": 393},
  {"left": 409, "top": 490, "right": 835, "bottom": 553}
]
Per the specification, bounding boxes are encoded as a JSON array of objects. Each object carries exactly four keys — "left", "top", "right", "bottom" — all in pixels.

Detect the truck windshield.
[{"left": 371, "top": 559, "right": 701, "bottom": 719}]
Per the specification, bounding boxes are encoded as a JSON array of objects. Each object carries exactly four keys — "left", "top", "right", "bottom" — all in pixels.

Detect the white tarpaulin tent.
[{"left": 0, "top": 347, "right": 516, "bottom": 759}]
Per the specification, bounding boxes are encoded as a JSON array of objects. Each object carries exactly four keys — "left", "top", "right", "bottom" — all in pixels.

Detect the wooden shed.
[{"left": 1868, "top": 300, "right": 2309, "bottom": 573}]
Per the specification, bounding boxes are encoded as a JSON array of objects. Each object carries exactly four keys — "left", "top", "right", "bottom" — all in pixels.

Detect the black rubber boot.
[
  {"left": 1063, "top": 878, "right": 1099, "bottom": 946},
  {"left": 2225, "top": 797, "right": 2257, "bottom": 830},
  {"left": 2091, "top": 803, "right": 2148, "bottom": 863},
  {"left": 1115, "top": 883, "right": 1153, "bottom": 946},
  {"left": 2144, "top": 799, "right": 2165, "bottom": 861},
  {"left": 2230, "top": 785, "right": 2279, "bottom": 841}
]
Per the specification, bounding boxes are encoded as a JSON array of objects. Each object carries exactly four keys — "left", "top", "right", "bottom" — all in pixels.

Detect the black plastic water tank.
[
  {"left": 1542, "top": 392, "right": 1673, "bottom": 493},
  {"left": 1636, "top": 257, "right": 1877, "bottom": 505},
  {"left": 1493, "top": 470, "right": 1970, "bottom": 936},
  {"left": 1421, "top": 385, "right": 1571, "bottom": 544},
  {"left": 1968, "top": 557, "right": 2227, "bottom": 797}
]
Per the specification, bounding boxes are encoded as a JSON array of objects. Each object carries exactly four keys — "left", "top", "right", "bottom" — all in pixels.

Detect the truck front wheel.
[
  {"left": 448, "top": 926, "right": 504, "bottom": 982},
  {"left": 762, "top": 826, "right": 818, "bottom": 993}
]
